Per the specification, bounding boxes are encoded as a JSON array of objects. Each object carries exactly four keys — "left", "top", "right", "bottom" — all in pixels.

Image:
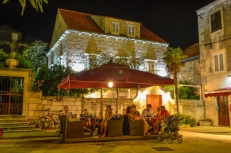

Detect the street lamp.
[{"left": 108, "top": 82, "right": 113, "bottom": 88}]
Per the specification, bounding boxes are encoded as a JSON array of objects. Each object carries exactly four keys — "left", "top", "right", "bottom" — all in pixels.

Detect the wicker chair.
[
  {"left": 59, "top": 116, "right": 84, "bottom": 142},
  {"left": 107, "top": 120, "right": 123, "bottom": 137},
  {"left": 123, "top": 115, "right": 144, "bottom": 136}
]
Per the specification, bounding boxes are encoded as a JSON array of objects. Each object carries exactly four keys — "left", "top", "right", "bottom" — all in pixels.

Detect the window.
[
  {"left": 214, "top": 53, "right": 224, "bottom": 72},
  {"left": 210, "top": 10, "right": 222, "bottom": 33},
  {"left": 127, "top": 25, "right": 135, "bottom": 36},
  {"left": 112, "top": 22, "right": 119, "bottom": 34}
]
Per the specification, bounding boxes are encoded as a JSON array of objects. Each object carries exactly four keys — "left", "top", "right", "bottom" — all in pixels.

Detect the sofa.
[
  {"left": 59, "top": 116, "right": 84, "bottom": 142},
  {"left": 123, "top": 115, "right": 144, "bottom": 136}
]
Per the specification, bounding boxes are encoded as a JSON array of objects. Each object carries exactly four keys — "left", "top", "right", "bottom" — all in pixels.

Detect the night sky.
[{"left": 0, "top": 0, "right": 215, "bottom": 49}]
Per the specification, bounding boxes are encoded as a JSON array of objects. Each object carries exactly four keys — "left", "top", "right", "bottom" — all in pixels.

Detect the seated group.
[{"left": 59, "top": 104, "right": 170, "bottom": 137}]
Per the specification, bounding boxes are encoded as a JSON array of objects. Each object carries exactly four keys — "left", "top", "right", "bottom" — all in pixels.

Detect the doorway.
[
  {"left": 146, "top": 94, "right": 162, "bottom": 114},
  {"left": 217, "top": 96, "right": 230, "bottom": 126},
  {"left": 0, "top": 76, "right": 24, "bottom": 115}
]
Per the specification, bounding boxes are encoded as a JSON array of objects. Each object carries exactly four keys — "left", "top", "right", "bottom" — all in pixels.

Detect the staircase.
[{"left": 0, "top": 115, "right": 41, "bottom": 133}]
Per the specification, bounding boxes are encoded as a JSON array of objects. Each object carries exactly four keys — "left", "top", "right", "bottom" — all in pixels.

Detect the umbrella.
[{"left": 57, "top": 61, "right": 174, "bottom": 117}]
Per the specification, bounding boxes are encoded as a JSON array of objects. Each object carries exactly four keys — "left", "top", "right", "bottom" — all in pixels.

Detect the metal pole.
[
  {"left": 116, "top": 88, "right": 119, "bottom": 114},
  {"left": 101, "top": 88, "right": 103, "bottom": 119}
]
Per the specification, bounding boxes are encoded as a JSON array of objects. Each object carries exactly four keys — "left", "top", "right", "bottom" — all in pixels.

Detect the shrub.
[{"left": 176, "top": 113, "right": 197, "bottom": 127}]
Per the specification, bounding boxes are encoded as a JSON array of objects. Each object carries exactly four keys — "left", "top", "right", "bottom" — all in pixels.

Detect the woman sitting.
[
  {"left": 129, "top": 105, "right": 152, "bottom": 135},
  {"left": 99, "top": 105, "right": 114, "bottom": 137}
]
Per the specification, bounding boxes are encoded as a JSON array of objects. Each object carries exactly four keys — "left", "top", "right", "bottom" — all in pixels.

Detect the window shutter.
[
  {"left": 214, "top": 54, "right": 219, "bottom": 72},
  {"left": 132, "top": 26, "right": 135, "bottom": 36},
  {"left": 116, "top": 24, "right": 119, "bottom": 33},
  {"left": 219, "top": 53, "right": 224, "bottom": 71},
  {"left": 128, "top": 26, "right": 131, "bottom": 35},
  {"left": 112, "top": 23, "right": 115, "bottom": 33}
]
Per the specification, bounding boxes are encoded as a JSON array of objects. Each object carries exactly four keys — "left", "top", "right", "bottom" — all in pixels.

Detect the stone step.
[
  {"left": 3, "top": 128, "right": 42, "bottom": 133},
  {"left": 0, "top": 122, "right": 29, "bottom": 125},
  {"left": 0, "top": 126, "right": 35, "bottom": 132},
  {"left": 0, "top": 120, "right": 26, "bottom": 123},
  {"left": 0, "top": 115, "right": 26, "bottom": 121},
  {"left": 0, "top": 124, "right": 35, "bottom": 129}
]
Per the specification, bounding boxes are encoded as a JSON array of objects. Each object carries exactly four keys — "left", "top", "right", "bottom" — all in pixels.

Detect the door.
[
  {"left": 217, "top": 96, "right": 230, "bottom": 126},
  {"left": 0, "top": 76, "right": 24, "bottom": 115},
  {"left": 146, "top": 94, "right": 162, "bottom": 114}
]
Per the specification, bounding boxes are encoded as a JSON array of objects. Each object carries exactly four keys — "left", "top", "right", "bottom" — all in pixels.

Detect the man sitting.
[{"left": 59, "top": 105, "right": 75, "bottom": 118}]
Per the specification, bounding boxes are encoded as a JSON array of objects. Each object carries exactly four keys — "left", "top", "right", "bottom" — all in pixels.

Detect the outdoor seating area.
[{"left": 59, "top": 115, "right": 157, "bottom": 143}]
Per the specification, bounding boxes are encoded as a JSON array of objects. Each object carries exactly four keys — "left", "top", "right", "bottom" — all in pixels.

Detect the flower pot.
[
  {"left": 199, "top": 121, "right": 212, "bottom": 126},
  {"left": 6, "top": 59, "right": 19, "bottom": 68}
]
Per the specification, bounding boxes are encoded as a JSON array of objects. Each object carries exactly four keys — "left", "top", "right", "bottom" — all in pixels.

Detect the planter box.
[
  {"left": 199, "top": 121, "right": 212, "bottom": 126},
  {"left": 180, "top": 124, "right": 190, "bottom": 128}
]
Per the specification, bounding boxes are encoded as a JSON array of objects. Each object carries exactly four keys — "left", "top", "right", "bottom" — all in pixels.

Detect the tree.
[
  {"left": 163, "top": 47, "right": 188, "bottom": 114},
  {"left": 2, "top": 0, "right": 48, "bottom": 16},
  {"left": 25, "top": 40, "right": 48, "bottom": 71}
]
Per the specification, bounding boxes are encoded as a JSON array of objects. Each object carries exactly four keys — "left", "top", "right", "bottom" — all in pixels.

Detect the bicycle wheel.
[
  {"left": 38, "top": 117, "right": 50, "bottom": 129},
  {"left": 54, "top": 119, "right": 60, "bottom": 128}
]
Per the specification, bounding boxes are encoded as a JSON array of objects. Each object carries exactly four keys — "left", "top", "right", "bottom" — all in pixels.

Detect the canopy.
[
  {"left": 57, "top": 62, "right": 174, "bottom": 89},
  {"left": 204, "top": 86, "right": 231, "bottom": 98}
]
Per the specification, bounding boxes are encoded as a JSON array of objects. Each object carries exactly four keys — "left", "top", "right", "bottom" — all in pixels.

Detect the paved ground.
[{"left": 0, "top": 126, "right": 231, "bottom": 153}]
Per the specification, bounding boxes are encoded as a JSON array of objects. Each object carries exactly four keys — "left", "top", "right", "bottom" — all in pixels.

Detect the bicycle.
[{"left": 37, "top": 108, "right": 61, "bottom": 129}]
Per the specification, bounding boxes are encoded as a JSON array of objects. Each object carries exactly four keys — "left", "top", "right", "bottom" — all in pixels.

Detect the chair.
[
  {"left": 59, "top": 116, "right": 84, "bottom": 142},
  {"left": 107, "top": 120, "right": 123, "bottom": 137},
  {"left": 123, "top": 115, "right": 144, "bottom": 136}
]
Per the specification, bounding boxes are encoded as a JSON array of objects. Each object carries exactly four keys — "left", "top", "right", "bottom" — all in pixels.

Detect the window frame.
[
  {"left": 209, "top": 8, "right": 224, "bottom": 34},
  {"left": 111, "top": 22, "right": 120, "bottom": 35},
  {"left": 213, "top": 50, "right": 226, "bottom": 73},
  {"left": 127, "top": 24, "right": 135, "bottom": 37}
]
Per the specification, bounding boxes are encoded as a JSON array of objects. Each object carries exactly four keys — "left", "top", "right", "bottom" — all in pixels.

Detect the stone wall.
[
  {"left": 27, "top": 92, "right": 133, "bottom": 121},
  {"left": 179, "top": 100, "right": 204, "bottom": 122},
  {"left": 83, "top": 98, "right": 133, "bottom": 117},
  {"left": 178, "top": 60, "right": 201, "bottom": 85},
  {"left": 27, "top": 92, "right": 82, "bottom": 121}
]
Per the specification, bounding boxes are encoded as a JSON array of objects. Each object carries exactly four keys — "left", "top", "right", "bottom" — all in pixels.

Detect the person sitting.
[
  {"left": 59, "top": 105, "right": 75, "bottom": 118},
  {"left": 129, "top": 105, "right": 152, "bottom": 135},
  {"left": 155, "top": 106, "right": 170, "bottom": 133},
  {"left": 153, "top": 106, "right": 161, "bottom": 133},
  {"left": 99, "top": 105, "right": 114, "bottom": 137},
  {"left": 59, "top": 105, "right": 93, "bottom": 135},
  {"left": 142, "top": 104, "right": 154, "bottom": 118}
]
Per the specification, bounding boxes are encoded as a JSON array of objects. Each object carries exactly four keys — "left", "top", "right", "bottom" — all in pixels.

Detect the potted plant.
[
  {"left": 199, "top": 119, "right": 212, "bottom": 126},
  {"left": 6, "top": 52, "right": 19, "bottom": 68}
]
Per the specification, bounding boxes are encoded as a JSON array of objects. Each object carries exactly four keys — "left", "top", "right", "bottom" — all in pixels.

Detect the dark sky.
[{"left": 0, "top": 0, "right": 215, "bottom": 49}]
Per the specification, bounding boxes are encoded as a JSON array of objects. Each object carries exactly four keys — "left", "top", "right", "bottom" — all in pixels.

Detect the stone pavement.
[{"left": 1, "top": 125, "right": 231, "bottom": 140}]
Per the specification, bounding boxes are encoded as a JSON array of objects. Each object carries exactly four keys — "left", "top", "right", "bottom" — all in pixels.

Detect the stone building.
[
  {"left": 47, "top": 9, "right": 169, "bottom": 76},
  {"left": 197, "top": 0, "right": 231, "bottom": 126},
  {"left": 0, "top": 25, "right": 39, "bottom": 54},
  {"left": 178, "top": 43, "right": 201, "bottom": 86}
]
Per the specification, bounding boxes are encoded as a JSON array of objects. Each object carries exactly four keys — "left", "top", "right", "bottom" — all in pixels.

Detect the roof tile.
[{"left": 59, "top": 9, "right": 167, "bottom": 43}]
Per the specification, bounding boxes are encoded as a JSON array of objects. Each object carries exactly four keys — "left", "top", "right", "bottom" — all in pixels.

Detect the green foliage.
[
  {"left": 163, "top": 81, "right": 200, "bottom": 100},
  {"left": 177, "top": 113, "right": 197, "bottom": 127},
  {"left": 34, "top": 64, "right": 72, "bottom": 96},
  {"left": 16, "top": 51, "right": 34, "bottom": 69},
  {"left": 163, "top": 47, "right": 188, "bottom": 74},
  {"left": 2, "top": 0, "right": 48, "bottom": 16},
  {"left": 25, "top": 40, "right": 48, "bottom": 71},
  {"left": 0, "top": 48, "right": 9, "bottom": 67}
]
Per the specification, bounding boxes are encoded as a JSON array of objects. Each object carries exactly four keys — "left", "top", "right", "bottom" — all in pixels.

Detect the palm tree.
[
  {"left": 163, "top": 47, "right": 188, "bottom": 114},
  {"left": 2, "top": 0, "right": 48, "bottom": 16}
]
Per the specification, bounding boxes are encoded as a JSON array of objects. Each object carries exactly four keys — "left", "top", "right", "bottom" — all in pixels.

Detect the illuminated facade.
[
  {"left": 197, "top": 0, "right": 231, "bottom": 126},
  {"left": 47, "top": 9, "right": 168, "bottom": 76}
]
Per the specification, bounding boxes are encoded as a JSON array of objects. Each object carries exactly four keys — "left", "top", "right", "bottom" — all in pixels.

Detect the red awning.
[
  {"left": 57, "top": 62, "right": 174, "bottom": 89},
  {"left": 204, "top": 86, "right": 231, "bottom": 98}
]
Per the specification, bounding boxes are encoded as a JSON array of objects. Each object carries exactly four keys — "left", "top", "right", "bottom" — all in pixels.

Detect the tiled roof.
[
  {"left": 59, "top": 9, "right": 104, "bottom": 33},
  {"left": 58, "top": 9, "right": 167, "bottom": 43},
  {"left": 140, "top": 25, "right": 166, "bottom": 43},
  {"left": 183, "top": 43, "right": 199, "bottom": 58}
]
